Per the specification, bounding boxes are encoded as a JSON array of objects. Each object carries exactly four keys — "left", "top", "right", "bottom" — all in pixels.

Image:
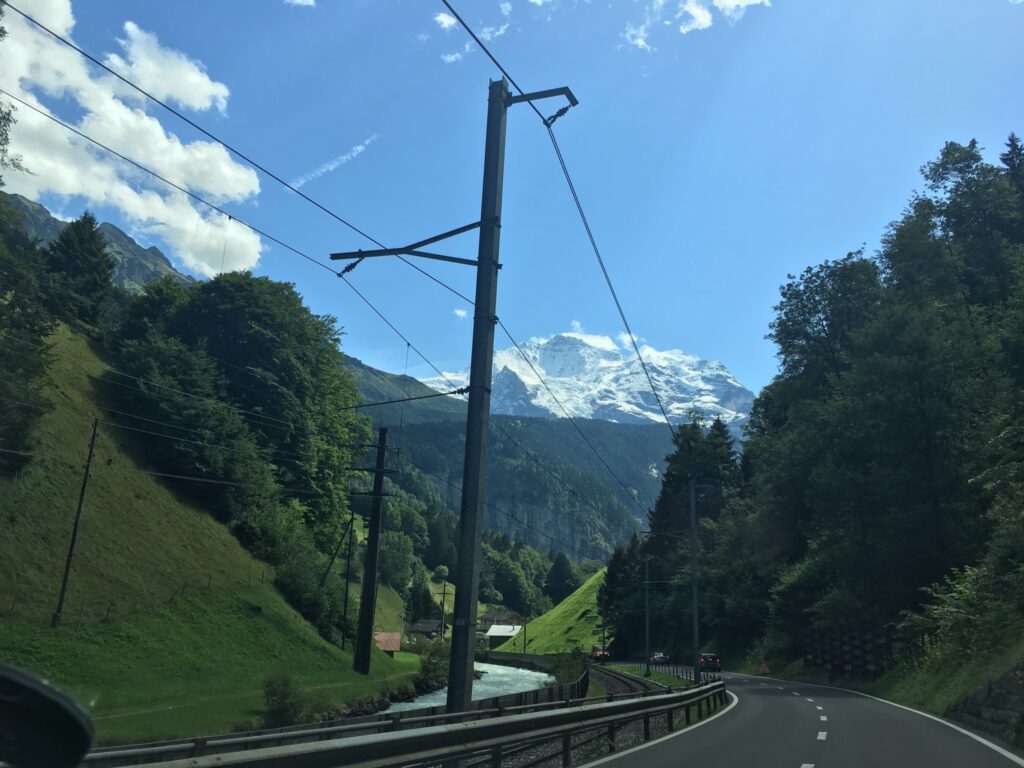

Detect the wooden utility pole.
[
  {"left": 689, "top": 477, "right": 700, "bottom": 684},
  {"left": 340, "top": 508, "right": 356, "bottom": 651},
  {"left": 439, "top": 579, "right": 448, "bottom": 640},
  {"left": 51, "top": 419, "right": 99, "bottom": 628},
  {"left": 644, "top": 555, "right": 651, "bottom": 677},
  {"left": 353, "top": 428, "right": 388, "bottom": 674}
]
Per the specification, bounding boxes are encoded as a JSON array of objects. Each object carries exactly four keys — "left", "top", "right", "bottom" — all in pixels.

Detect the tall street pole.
[
  {"left": 446, "top": 78, "right": 509, "bottom": 714},
  {"left": 644, "top": 555, "right": 651, "bottom": 677},
  {"left": 353, "top": 427, "right": 388, "bottom": 675},
  {"left": 52, "top": 418, "right": 99, "bottom": 628},
  {"left": 690, "top": 476, "right": 700, "bottom": 683}
]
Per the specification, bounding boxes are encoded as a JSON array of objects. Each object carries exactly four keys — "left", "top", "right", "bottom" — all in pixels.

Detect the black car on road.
[{"left": 698, "top": 652, "right": 721, "bottom": 672}]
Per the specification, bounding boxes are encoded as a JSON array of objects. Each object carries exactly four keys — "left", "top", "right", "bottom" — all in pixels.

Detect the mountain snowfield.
[{"left": 420, "top": 331, "right": 755, "bottom": 426}]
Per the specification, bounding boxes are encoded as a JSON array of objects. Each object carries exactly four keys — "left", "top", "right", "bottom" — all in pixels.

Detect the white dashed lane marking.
[
  {"left": 820, "top": 715, "right": 828, "bottom": 722},
  {"left": 816, "top": 705, "right": 823, "bottom": 710},
  {"left": 806, "top": 698, "right": 814, "bottom": 702},
  {"left": 817, "top": 731, "right": 828, "bottom": 741},
  {"left": 800, "top": 764, "right": 816, "bottom": 768}
]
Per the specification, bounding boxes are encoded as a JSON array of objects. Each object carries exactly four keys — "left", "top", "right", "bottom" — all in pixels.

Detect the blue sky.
[{"left": 4, "top": 0, "right": 1023, "bottom": 392}]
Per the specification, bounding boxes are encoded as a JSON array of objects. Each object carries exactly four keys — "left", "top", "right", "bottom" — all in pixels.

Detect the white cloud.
[
  {"left": 500, "top": 2, "right": 513, "bottom": 16},
  {"left": 624, "top": 0, "right": 767, "bottom": 49},
  {"left": 528, "top": 0, "right": 552, "bottom": 5},
  {"left": 418, "top": 33, "right": 431, "bottom": 42},
  {"left": 712, "top": 0, "right": 770, "bottom": 21},
  {"left": 453, "top": 308, "right": 468, "bottom": 319},
  {"left": 284, "top": 0, "right": 316, "bottom": 6},
  {"left": 104, "top": 22, "right": 230, "bottom": 113},
  {"left": 442, "top": 41, "right": 474, "bottom": 63},
  {"left": 435, "top": 12, "right": 458, "bottom": 30},
  {"left": 677, "top": 0, "right": 713, "bottom": 34},
  {"left": 617, "top": 332, "right": 643, "bottom": 349},
  {"left": 479, "top": 23, "right": 510, "bottom": 41},
  {"left": 3, "top": 0, "right": 263, "bottom": 277},
  {"left": 290, "top": 135, "right": 378, "bottom": 189}
]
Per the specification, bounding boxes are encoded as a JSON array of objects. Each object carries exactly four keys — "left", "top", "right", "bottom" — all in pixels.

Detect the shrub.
[{"left": 263, "top": 672, "right": 306, "bottom": 728}]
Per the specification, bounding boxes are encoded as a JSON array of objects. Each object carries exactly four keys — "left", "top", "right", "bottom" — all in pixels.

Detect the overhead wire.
[
  {"left": 438, "top": 0, "right": 678, "bottom": 440},
  {"left": 2, "top": 15, "right": 649, "bottom": 529},
  {"left": 2, "top": 2, "right": 472, "bottom": 305}
]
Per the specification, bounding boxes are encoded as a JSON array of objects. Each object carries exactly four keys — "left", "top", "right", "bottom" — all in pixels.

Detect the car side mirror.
[{"left": 0, "top": 663, "right": 94, "bottom": 768}]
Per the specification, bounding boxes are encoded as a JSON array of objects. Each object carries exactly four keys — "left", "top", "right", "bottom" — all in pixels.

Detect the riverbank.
[{"left": 386, "top": 663, "right": 554, "bottom": 712}]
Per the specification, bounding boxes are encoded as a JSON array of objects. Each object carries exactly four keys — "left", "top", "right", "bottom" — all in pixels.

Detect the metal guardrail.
[
  {"left": 125, "top": 680, "right": 727, "bottom": 768},
  {"left": 82, "top": 669, "right": 589, "bottom": 767},
  {"left": 611, "top": 660, "right": 722, "bottom": 686}
]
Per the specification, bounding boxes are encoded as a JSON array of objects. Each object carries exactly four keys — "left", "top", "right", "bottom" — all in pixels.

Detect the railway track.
[{"left": 590, "top": 664, "right": 669, "bottom": 697}]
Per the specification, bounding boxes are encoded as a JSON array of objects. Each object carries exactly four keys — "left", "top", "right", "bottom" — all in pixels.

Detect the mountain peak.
[{"left": 421, "top": 330, "right": 754, "bottom": 427}]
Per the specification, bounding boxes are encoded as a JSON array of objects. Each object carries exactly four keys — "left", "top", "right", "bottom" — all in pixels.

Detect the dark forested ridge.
[
  {"left": 1, "top": 191, "right": 193, "bottom": 295},
  {"left": 603, "top": 136, "right": 1024, "bottom": 696}
]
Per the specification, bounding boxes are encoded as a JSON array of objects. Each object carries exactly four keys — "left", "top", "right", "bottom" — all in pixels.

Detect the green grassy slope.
[
  {"left": 495, "top": 570, "right": 605, "bottom": 654},
  {"left": 0, "top": 326, "right": 417, "bottom": 744}
]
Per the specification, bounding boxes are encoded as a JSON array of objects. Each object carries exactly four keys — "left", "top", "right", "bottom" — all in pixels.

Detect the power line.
[
  {"left": 3, "top": 19, "right": 637, "bottom": 515},
  {"left": 543, "top": 127, "right": 677, "bottom": 438},
  {"left": 2, "top": 3, "right": 473, "bottom": 306},
  {"left": 495, "top": 318, "right": 643, "bottom": 514},
  {"left": 439, "top": 1, "right": 678, "bottom": 440},
  {"left": 2, "top": 1, "right": 379, "bottom": 249},
  {"left": 3, "top": 65, "right": 638, "bottom": 539},
  {"left": 0, "top": 95, "right": 639, "bottom": 525}
]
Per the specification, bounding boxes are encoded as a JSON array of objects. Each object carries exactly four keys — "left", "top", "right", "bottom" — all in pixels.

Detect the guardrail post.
[
  {"left": 562, "top": 733, "right": 572, "bottom": 767},
  {"left": 491, "top": 743, "right": 503, "bottom": 768},
  {"left": 607, "top": 722, "right": 616, "bottom": 753},
  {"left": 685, "top": 704, "right": 691, "bottom": 725},
  {"left": 667, "top": 708, "right": 674, "bottom": 732},
  {"left": 189, "top": 737, "right": 207, "bottom": 757},
  {"left": 643, "top": 713, "right": 651, "bottom": 741}
]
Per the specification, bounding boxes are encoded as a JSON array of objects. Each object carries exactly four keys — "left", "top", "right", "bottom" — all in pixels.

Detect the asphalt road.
[{"left": 589, "top": 673, "right": 1024, "bottom": 768}]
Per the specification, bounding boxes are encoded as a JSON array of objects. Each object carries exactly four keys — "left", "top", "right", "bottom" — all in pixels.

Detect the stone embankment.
[{"left": 947, "top": 661, "right": 1024, "bottom": 748}]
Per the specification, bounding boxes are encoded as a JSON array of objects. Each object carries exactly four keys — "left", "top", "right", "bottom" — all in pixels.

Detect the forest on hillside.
[
  {"left": 0, "top": 198, "right": 595, "bottom": 640},
  {"left": 603, "top": 136, "right": 1024, "bottom": 681}
]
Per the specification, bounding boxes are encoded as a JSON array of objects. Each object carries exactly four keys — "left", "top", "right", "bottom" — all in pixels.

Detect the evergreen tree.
[
  {"left": 543, "top": 552, "right": 580, "bottom": 604},
  {"left": 1000, "top": 132, "right": 1024, "bottom": 200},
  {"left": 45, "top": 212, "right": 115, "bottom": 324}
]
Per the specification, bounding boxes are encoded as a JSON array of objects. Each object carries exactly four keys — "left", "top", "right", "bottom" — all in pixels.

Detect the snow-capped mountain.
[{"left": 420, "top": 331, "right": 754, "bottom": 426}]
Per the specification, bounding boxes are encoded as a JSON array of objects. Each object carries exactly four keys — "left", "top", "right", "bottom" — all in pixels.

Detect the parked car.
[
  {"left": 590, "top": 644, "right": 610, "bottom": 662},
  {"left": 699, "top": 652, "right": 721, "bottom": 672},
  {"left": 650, "top": 652, "right": 669, "bottom": 665}
]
